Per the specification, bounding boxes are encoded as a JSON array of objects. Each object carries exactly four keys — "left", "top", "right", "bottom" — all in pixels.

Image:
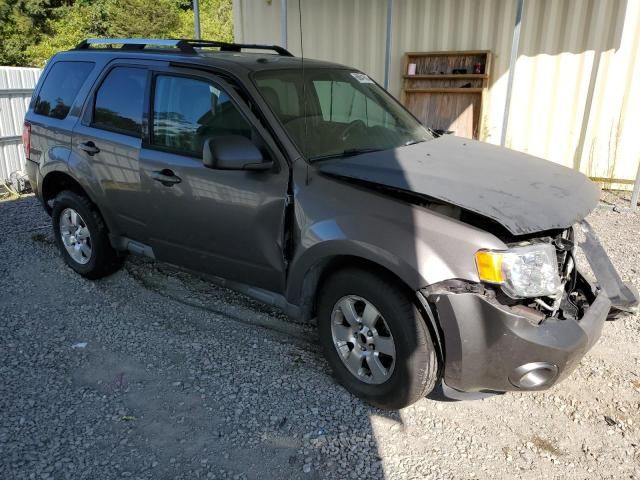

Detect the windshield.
[{"left": 253, "top": 68, "right": 433, "bottom": 161}]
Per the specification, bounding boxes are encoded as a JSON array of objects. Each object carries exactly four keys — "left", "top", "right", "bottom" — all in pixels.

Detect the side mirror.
[{"left": 202, "top": 135, "right": 273, "bottom": 171}]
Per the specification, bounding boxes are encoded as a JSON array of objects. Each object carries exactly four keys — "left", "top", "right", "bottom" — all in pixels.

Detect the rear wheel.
[
  {"left": 52, "top": 191, "right": 123, "bottom": 279},
  {"left": 318, "top": 268, "right": 439, "bottom": 409}
]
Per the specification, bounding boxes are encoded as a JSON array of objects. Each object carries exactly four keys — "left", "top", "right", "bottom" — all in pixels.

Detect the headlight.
[{"left": 475, "top": 244, "right": 561, "bottom": 298}]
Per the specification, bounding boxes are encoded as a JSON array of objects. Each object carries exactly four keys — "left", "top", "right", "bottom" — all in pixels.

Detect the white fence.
[{"left": 0, "top": 66, "right": 42, "bottom": 182}]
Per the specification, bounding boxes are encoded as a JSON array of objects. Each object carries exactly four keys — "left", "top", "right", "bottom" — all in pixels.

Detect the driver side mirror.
[{"left": 202, "top": 135, "right": 273, "bottom": 171}]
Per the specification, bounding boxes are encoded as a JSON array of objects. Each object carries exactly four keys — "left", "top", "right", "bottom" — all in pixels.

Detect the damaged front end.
[{"left": 420, "top": 221, "right": 638, "bottom": 394}]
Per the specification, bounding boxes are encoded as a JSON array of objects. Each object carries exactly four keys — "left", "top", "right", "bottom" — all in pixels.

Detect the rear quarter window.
[{"left": 34, "top": 61, "right": 95, "bottom": 120}]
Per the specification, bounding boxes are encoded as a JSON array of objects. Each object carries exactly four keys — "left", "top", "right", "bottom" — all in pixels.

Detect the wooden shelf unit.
[
  {"left": 400, "top": 50, "right": 491, "bottom": 139},
  {"left": 404, "top": 87, "right": 483, "bottom": 94},
  {"left": 402, "top": 74, "right": 488, "bottom": 80}
]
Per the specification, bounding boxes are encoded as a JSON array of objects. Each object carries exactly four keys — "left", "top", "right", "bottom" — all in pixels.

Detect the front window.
[
  {"left": 254, "top": 68, "right": 433, "bottom": 161},
  {"left": 151, "top": 75, "right": 253, "bottom": 157}
]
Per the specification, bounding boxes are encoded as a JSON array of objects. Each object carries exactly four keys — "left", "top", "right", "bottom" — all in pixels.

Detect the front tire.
[
  {"left": 52, "top": 190, "right": 123, "bottom": 279},
  {"left": 318, "top": 268, "right": 439, "bottom": 409}
]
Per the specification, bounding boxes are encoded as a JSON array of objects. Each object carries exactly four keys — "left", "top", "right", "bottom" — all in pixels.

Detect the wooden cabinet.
[{"left": 400, "top": 51, "right": 491, "bottom": 140}]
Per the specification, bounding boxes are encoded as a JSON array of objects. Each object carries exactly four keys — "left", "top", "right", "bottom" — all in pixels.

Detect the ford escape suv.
[{"left": 24, "top": 38, "right": 638, "bottom": 409}]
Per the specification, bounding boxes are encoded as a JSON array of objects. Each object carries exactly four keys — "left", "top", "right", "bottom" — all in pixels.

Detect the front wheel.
[{"left": 318, "top": 268, "right": 439, "bottom": 409}]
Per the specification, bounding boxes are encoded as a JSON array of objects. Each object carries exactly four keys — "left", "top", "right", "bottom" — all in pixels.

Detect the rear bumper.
[
  {"left": 431, "top": 287, "right": 611, "bottom": 392},
  {"left": 25, "top": 158, "right": 41, "bottom": 199}
]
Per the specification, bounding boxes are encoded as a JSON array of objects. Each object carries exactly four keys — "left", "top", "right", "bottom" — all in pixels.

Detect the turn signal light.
[{"left": 475, "top": 250, "right": 504, "bottom": 283}]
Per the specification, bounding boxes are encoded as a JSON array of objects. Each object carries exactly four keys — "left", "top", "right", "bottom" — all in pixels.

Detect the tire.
[
  {"left": 318, "top": 268, "right": 439, "bottom": 409},
  {"left": 52, "top": 190, "right": 123, "bottom": 279}
]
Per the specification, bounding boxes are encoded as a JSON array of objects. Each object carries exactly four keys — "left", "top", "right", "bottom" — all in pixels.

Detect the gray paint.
[
  {"left": 318, "top": 135, "right": 601, "bottom": 236},
  {"left": 431, "top": 284, "right": 609, "bottom": 392},
  {"left": 285, "top": 161, "right": 506, "bottom": 304},
  {"left": 579, "top": 221, "right": 639, "bottom": 309},
  {"left": 24, "top": 45, "right": 636, "bottom": 396}
]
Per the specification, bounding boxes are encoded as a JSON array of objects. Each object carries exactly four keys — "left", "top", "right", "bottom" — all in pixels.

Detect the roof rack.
[{"left": 74, "top": 38, "right": 294, "bottom": 56}]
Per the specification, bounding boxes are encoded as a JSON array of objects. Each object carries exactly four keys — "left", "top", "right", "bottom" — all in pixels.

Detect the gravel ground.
[{"left": 1, "top": 194, "right": 639, "bottom": 480}]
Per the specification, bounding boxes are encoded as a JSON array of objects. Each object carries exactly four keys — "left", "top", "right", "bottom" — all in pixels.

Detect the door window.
[
  {"left": 92, "top": 67, "right": 146, "bottom": 137},
  {"left": 151, "top": 75, "right": 252, "bottom": 157}
]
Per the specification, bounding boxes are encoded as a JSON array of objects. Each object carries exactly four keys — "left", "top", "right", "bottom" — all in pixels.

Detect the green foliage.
[
  {"left": 0, "top": 0, "right": 233, "bottom": 67},
  {"left": 172, "top": 0, "right": 233, "bottom": 42}
]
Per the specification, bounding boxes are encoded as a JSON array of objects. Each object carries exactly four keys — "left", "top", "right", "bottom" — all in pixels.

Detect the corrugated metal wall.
[
  {"left": 234, "top": 0, "right": 640, "bottom": 183},
  {"left": 507, "top": 0, "right": 640, "bottom": 182},
  {"left": 0, "top": 66, "right": 42, "bottom": 182}
]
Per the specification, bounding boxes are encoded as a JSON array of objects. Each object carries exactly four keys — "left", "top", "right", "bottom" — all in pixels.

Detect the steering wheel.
[{"left": 340, "top": 120, "right": 367, "bottom": 142}]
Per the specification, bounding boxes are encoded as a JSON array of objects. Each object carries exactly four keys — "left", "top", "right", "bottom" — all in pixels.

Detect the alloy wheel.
[
  {"left": 330, "top": 295, "right": 396, "bottom": 385},
  {"left": 59, "top": 207, "right": 92, "bottom": 265}
]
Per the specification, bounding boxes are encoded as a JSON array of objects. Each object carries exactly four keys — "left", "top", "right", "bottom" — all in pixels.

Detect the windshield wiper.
[
  {"left": 309, "top": 147, "right": 384, "bottom": 162},
  {"left": 404, "top": 139, "right": 426, "bottom": 146}
]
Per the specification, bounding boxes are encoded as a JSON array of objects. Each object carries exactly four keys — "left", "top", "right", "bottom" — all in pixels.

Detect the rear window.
[{"left": 34, "top": 61, "right": 94, "bottom": 120}]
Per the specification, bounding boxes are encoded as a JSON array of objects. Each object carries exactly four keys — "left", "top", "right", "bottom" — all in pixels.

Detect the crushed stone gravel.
[{"left": 0, "top": 194, "right": 639, "bottom": 479}]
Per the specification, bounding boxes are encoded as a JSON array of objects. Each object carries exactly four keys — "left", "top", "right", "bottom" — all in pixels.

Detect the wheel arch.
[
  {"left": 41, "top": 169, "right": 119, "bottom": 232},
  {"left": 41, "top": 171, "right": 93, "bottom": 213},
  {"left": 288, "top": 248, "right": 446, "bottom": 367}
]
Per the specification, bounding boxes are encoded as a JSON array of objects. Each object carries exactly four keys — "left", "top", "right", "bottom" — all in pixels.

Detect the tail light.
[{"left": 22, "top": 122, "right": 31, "bottom": 159}]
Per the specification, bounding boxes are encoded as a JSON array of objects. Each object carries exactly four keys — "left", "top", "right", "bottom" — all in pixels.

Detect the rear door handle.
[
  {"left": 78, "top": 141, "right": 100, "bottom": 156},
  {"left": 150, "top": 169, "right": 182, "bottom": 186}
]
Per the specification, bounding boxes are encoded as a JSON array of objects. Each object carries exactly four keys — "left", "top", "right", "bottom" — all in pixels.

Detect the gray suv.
[{"left": 24, "top": 38, "right": 638, "bottom": 409}]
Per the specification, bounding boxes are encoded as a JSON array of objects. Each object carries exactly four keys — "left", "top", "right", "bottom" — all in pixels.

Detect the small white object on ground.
[{"left": 71, "top": 342, "right": 88, "bottom": 349}]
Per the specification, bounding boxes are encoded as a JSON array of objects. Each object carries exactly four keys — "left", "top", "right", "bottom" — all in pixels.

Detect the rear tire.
[
  {"left": 52, "top": 190, "right": 123, "bottom": 279},
  {"left": 318, "top": 268, "right": 438, "bottom": 409}
]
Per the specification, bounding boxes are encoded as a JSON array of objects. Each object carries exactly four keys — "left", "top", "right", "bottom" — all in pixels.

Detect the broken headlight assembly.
[{"left": 475, "top": 243, "right": 562, "bottom": 299}]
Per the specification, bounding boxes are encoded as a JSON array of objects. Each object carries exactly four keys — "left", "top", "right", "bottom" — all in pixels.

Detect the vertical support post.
[
  {"left": 500, "top": 0, "right": 525, "bottom": 147},
  {"left": 631, "top": 159, "right": 640, "bottom": 210},
  {"left": 281, "top": 0, "right": 288, "bottom": 48},
  {"left": 193, "top": 0, "right": 201, "bottom": 39},
  {"left": 383, "top": 0, "right": 393, "bottom": 90}
]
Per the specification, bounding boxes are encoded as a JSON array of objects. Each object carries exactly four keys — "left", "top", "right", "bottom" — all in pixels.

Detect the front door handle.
[
  {"left": 151, "top": 169, "right": 182, "bottom": 187},
  {"left": 78, "top": 141, "right": 100, "bottom": 156}
]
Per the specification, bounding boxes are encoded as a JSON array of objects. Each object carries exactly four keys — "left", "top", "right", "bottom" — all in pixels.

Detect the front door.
[{"left": 139, "top": 68, "right": 289, "bottom": 293}]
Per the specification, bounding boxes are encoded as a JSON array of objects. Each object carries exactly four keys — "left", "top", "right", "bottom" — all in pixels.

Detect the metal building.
[
  {"left": 233, "top": 0, "right": 640, "bottom": 189},
  {"left": 0, "top": 66, "right": 42, "bottom": 182}
]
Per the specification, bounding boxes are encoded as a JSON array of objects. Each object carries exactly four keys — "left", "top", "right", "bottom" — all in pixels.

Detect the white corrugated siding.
[
  {"left": 234, "top": 0, "right": 640, "bottom": 184},
  {"left": 0, "top": 66, "right": 42, "bottom": 181},
  {"left": 506, "top": 0, "right": 640, "bottom": 183}
]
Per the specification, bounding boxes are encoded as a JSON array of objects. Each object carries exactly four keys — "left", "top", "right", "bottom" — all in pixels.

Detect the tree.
[
  {"left": 172, "top": 0, "right": 233, "bottom": 42},
  {"left": 0, "top": 0, "right": 233, "bottom": 67},
  {"left": 105, "top": 0, "right": 180, "bottom": 38},
  {"left": 26, "top": 2, "right": 109, "bottom": 66}
]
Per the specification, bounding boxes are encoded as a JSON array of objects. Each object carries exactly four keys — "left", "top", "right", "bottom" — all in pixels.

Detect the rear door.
[
  {"left": 138, "top": 66, "right": 290, "bottom": 293},
  {"left": 72, "top": 63, "right": 149, "bottom": 240}
]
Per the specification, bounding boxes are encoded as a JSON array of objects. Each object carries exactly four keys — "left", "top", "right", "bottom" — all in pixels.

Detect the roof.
[
  {"left": 194, "top": 51, "right": 346, "bottom": 72},
  {"left": 62, "top": 38, "right": 349, "bottom": 74}
]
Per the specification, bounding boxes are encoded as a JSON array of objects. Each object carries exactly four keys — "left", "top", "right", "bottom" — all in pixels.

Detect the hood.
[{"left": 317, "top": 135, "right": 600, "bottom": 236}]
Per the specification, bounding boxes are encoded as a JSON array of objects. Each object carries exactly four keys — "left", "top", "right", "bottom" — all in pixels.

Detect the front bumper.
[
  {"left": 427, "top": 220, "right": 639, "bottom": 394},
  {"left": 431, "top": 286, "right": 611, "bottom": 392}
]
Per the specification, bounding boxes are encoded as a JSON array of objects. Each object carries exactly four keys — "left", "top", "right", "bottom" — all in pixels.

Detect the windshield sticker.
[{"left": 351, "top": 73, "right": 374, "bottom": 84}]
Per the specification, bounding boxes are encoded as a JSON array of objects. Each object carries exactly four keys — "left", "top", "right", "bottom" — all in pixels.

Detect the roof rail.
[{"left": 74, "top": 38, "right": 294, "bottom": 56}]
